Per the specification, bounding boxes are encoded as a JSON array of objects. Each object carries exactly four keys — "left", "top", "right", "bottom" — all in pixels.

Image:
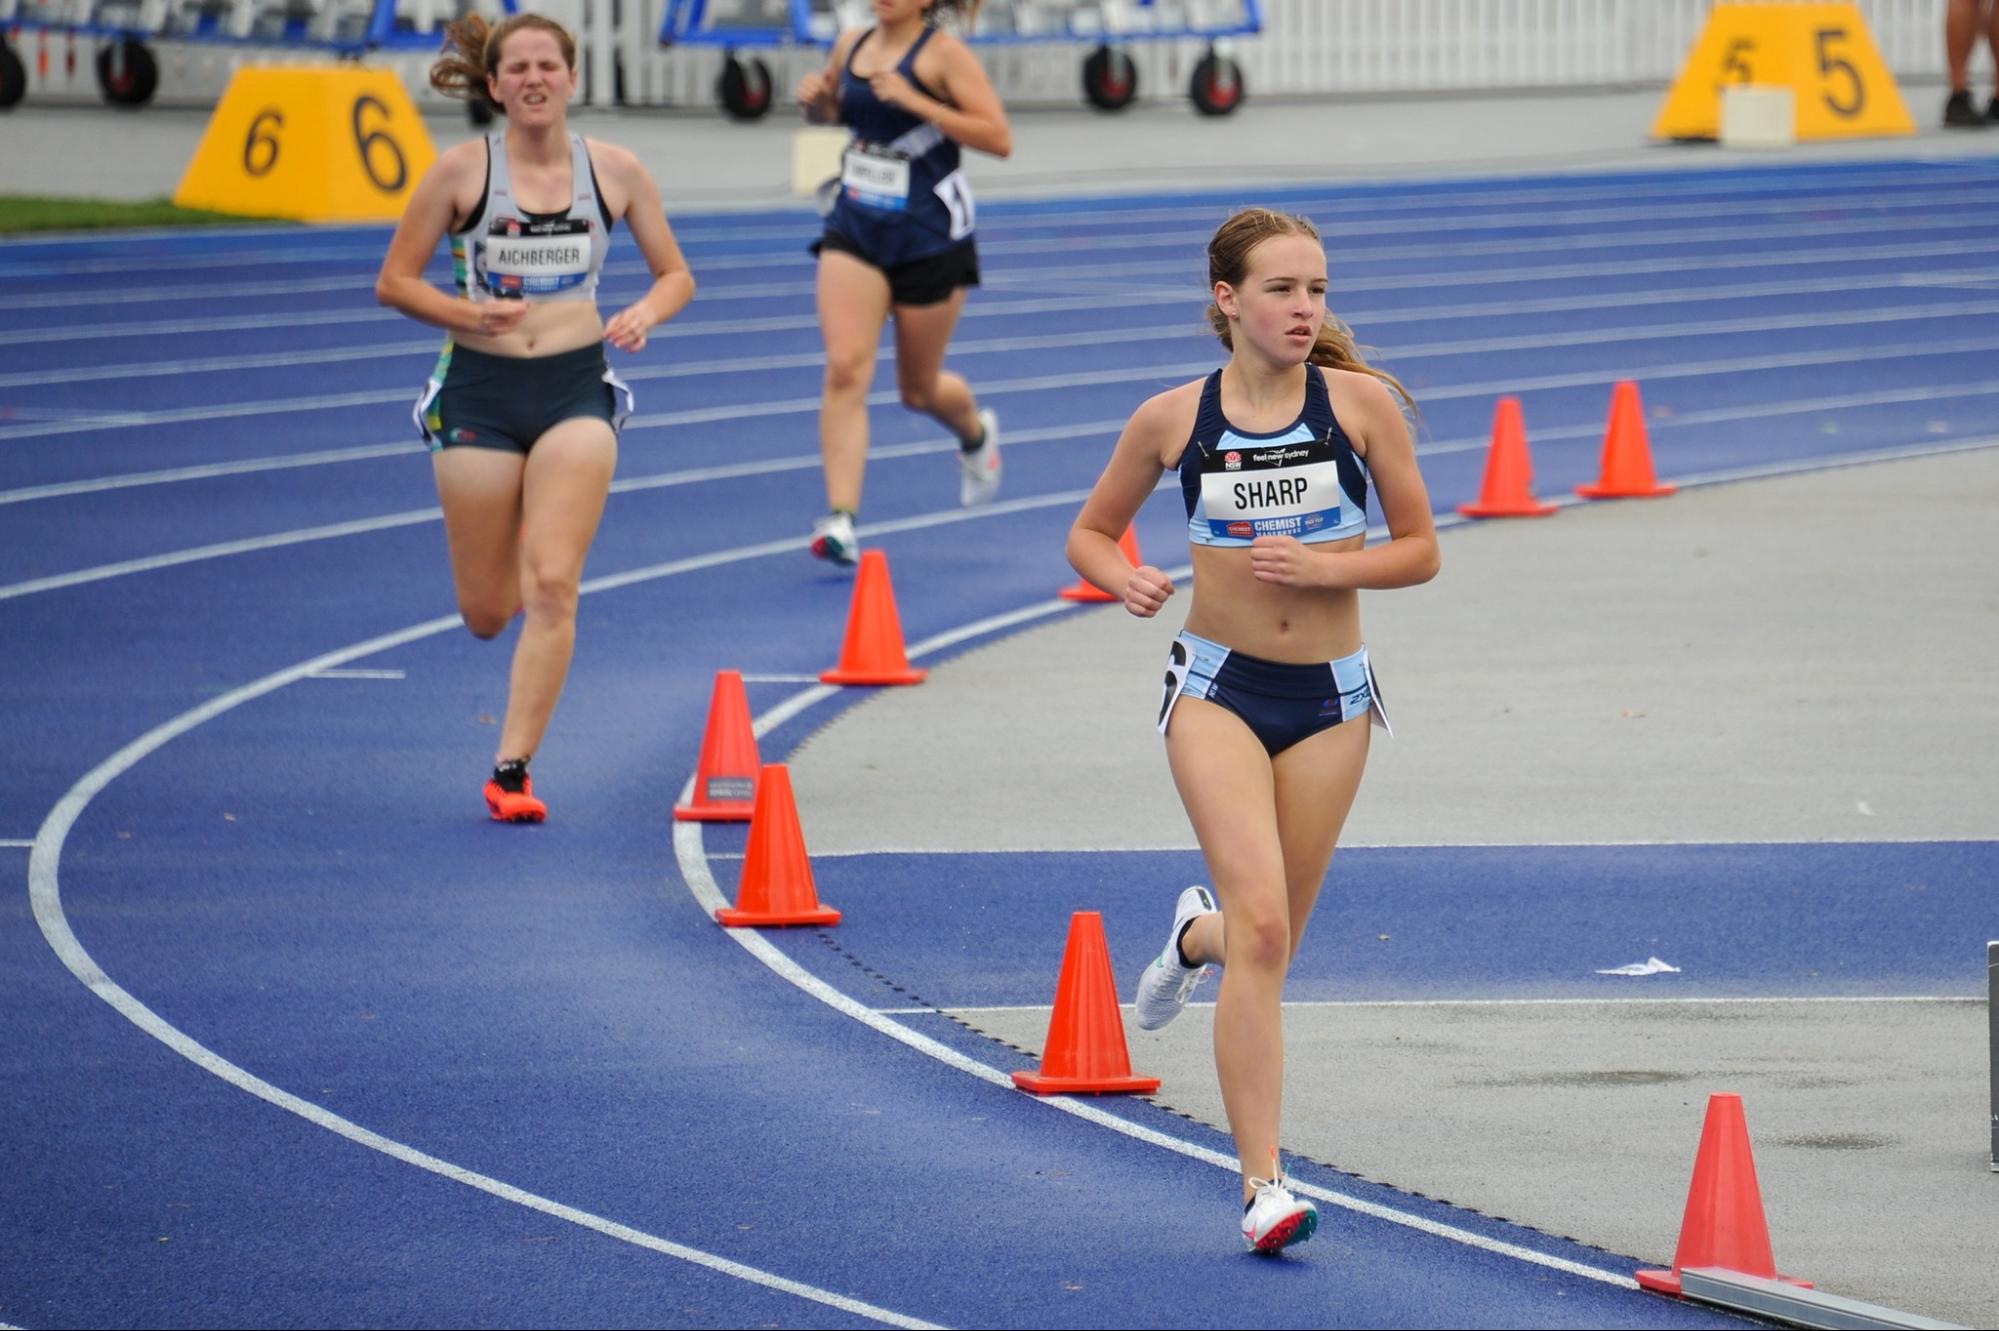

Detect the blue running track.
[{"left": 7, "top": 157, "right": 1998, "bottom": 1328}]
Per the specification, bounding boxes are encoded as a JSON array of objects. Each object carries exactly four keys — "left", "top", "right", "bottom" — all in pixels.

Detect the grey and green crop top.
[
  {"left": 1178, "top": 367, "right": 1371, "bottom": 546},
  {"left": 452, "top": 132, "right": 613, "bottom": 303}
]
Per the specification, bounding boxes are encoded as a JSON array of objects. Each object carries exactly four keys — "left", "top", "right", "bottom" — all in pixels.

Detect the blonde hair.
[
  {"left": 429, "top": 13, "right": 577, "bottom": 107},
  {"left": 1205, "top": 207, "right": 1416, "bottom": 414}
]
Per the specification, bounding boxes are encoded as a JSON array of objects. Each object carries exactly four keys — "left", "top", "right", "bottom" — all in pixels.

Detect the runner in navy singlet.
[
  {"left": 375, "top": 12, "right": 696, "bottom": 823},
  {"left": 1066, "top": 209, "right": 1442, "bottom": 1252},
  {"left": 794, "top": 0, "right": 1012, "bottom": 566}
]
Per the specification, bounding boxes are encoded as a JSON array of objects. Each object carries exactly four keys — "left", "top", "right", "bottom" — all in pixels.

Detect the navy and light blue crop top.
[{"left": 1178, "top": 367, "right": 1371, "bottom": 546}]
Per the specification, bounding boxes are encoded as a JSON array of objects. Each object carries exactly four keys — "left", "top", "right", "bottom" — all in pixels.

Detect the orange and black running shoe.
[{"left": 485, "top": 759, "right": 546, "bottom": 823}]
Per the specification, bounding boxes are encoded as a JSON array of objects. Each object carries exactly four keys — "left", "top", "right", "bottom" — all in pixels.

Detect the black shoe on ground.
[{"left": 1943, "top": 89, "right": 1986, "bottom": 127}]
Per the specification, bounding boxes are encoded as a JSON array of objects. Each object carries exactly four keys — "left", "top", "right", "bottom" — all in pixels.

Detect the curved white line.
[
  {"left": 16, "top": 491, "right": 1135, "bottom": 1328},
  {"left": 22, "top": 438, "right": 1992, "bottom": 1316},
  {"left": 23, "top": 293, "right": 1999, "bottom": 394},
  {"left": 669, "top": 438, "right": 1999, "bottom": 1293},
  {"left": 671, "top": 589, "right": 1652, "bottom": 1292}
]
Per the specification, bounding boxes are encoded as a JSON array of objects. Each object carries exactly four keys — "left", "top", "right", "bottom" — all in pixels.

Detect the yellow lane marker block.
[
  {"left": 174, "top": 66, "right": 437, "bottom": 223},
  {"left": 1653, "top": 3, "right": 1913, "bottom": 142}
]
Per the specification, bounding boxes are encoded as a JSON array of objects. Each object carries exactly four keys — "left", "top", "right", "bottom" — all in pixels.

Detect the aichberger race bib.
[{"left": 479, "top": 217, "right": 595, "bottom": 299}]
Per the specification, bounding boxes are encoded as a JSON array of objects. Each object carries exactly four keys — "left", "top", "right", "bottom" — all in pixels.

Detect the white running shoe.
[
  {"left": 1242, "top": 1171, "right": 1318, "bottom": 1254},
  {"left": 958, "top": 408, "right": 1001, "bottom": 507},
  {"left": 1132, "top": 884, "right": 1218, "bottom": 1031},
  {"left": 810, "top": 511, "right": 859, "bottom": 567}
]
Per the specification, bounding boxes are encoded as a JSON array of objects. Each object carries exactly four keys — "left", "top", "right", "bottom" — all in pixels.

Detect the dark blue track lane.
[{"left": 10, "top": 158, "right": 1999, "bottom": 1328}]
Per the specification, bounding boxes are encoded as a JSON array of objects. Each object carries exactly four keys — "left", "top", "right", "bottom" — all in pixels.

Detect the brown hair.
[
  {"left": 429, "top": 13, "right": 577, "bottom": 106},
  {"left": 1205, "top": 207, "right": 1415, "bottom": 414}
]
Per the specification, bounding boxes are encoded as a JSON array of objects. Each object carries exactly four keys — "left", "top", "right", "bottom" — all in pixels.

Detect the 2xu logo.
[{"left": 240, "top": 95, "right": 408, "bottom": 191}]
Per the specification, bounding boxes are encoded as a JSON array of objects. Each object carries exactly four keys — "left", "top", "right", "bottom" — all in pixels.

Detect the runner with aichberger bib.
[{"left": 375, "top": 12, "right": 695, "bottom": 824}]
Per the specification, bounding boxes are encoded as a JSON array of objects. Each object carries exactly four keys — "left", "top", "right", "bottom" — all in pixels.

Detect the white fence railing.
[{"left": 5, "top": 0, "right": 1967, "bottom": 109}]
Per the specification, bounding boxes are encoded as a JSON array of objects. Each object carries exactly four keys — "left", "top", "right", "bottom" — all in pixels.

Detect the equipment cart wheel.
[
  {"left": 1188, "top": 47, "right": 1243, "bottom": 116},
  {"left": 717, "top": 53, "right": 772, "bottom": 120},
  {"left": 1081, "top": 44, "right": 1137, "bottom": 111},
  {"left": 0, "top": 40, "right": 25, "bottom": 109},
  {"left": 95, "top": 38, "right": 158, "bottom": 107}
]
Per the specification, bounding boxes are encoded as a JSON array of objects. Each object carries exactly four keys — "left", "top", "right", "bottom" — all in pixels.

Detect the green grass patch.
[{"left": 0, "top": 195, "right": 294, "bottom": 234}]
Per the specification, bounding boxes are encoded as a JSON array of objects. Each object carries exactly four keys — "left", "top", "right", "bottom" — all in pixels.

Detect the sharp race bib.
[
  {"left": 842, "top": 144, "right": 911, "bottom": 212},
  {"left": 1199, "top": 442, "right": 1344, "bottom": 540},
  {"left": 478, "top": 216, "right": 595, "bottom": 300}
]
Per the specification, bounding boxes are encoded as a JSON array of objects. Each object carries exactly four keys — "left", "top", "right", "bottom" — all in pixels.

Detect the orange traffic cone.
[
  {"left": 1458, "top": 397, "right": 1558, "bottom": 518},
  {"left": 1059, "top": 526, "right": 1143, "bottom": 602},
  {"left": 715, "top": 764, "right": 841, "bottom": 928},
  {"left": 1577, "top": 380, "right": 1676, "bottom": 500},
  {"left": 1012, "top": 912, "right": 1161, "bottom": 1095},
  {"left": 820, "top": 549, "right": 927, "bottom": 686},
  {"left": 673, "top": 669, "right": 760, "bottom": 822},
  {"left": 1636, "top": 1093, "right": 1812, "bottom": 1296}
]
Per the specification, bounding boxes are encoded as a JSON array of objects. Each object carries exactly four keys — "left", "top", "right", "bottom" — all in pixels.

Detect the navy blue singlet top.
[
  {"left": 825, "top": 25, "right": 975, "bottom": 267},
  {"left": 1178, "top": 367, "right": 1372, "bottom": 546}
]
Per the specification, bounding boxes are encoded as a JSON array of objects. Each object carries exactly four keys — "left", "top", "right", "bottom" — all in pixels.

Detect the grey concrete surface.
[
  {"left": 789, "top": 448, "right": 1999, "bottom": 853},
  {"left": 787, "top": 449, "right": 1999, "bottom": 1327},
  {"left": 969, "top": 998, "right": 1993, "bottom": 1327}
]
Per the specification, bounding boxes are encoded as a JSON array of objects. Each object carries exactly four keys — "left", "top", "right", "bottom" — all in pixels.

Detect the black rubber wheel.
[
  {"left": 1189, "top": 51, "right": 1243, "bottom": 117},
  {"left": 95, "top": 38, "right": 158, "bottom": 107},
  {"left": 0, "top": 42, "right": 25, "bottom": 110},
  {"left": 716, "top": 54, "right": 772, "bottom": 121},
  {"left": 1081, "top": 44, "right": 1137, "bottom": 112}
]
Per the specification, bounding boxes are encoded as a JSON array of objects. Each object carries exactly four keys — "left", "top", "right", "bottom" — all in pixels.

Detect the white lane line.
[
  {"left": 673, "top": 781, "right": 1649, "bottom": 1293},
  {"left": 22, "top": 291, "right": 1999, "bottom": 393},
  {"left": 14, "top": 328, "right": 1999, "bottom": 512},
  {"left": 13, "top": 186, "right": 1999, "bottom": 281},
  {"left": 7, "top": 254, "right": 1991, "bottom": 349},
  {"left": 16, "top": 444, "right": 1978, "bottom": 1314},
  {"left": 13, "top": 203, "right": 1999, "bottom": 320},
  {"left": 7, "top": 392, "right": 1998, "bottom": 607},
  {"left": 11, "top": 232, "right": 1998, "bottom": 343},
  {"left": 17, "top": 300, "right": 1999, "bottom": 445},
  {"left": 2, "top": 840, "right": 35, "bottom": 849},
  {"left": 307, "top": 668, "right": 406, "bottom": 680},
  {"left": 26, "top": 692, "right": 940, "bottom": 1331},
  {"left": 738, "top": 674, "right": 823, "bottom": 684},
  {"left": 0, "top": 444, "right": 417, "bottom": 506},
  {"left": 878, "top": 996, "right": 1983, "bottom": 1016},
  {"left": 26, "top": 511, "right": 1167, "bottom": 1325},
  {"left": 0, "top": 508, "right": 444, "bottom": 603},
  {"left": 6, "top": 160, "right": 1994, "bottom": 259},
  {"left": 670, "top": 440, "right": 1999, "bottom": 1293}
]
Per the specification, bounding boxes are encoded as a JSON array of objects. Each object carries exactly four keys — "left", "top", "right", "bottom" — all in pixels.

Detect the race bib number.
[
  {"left": 1200, "top": 449, "right": 1342, "bottom": 539},
  {"left": 479, "top": 216, "right": 594, "bottom": 299},
  {"left": 842, "top": 146, "right": 911, "bottom": 211}
]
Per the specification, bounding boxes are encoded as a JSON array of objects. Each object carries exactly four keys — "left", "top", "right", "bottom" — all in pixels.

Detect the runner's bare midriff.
[
  {"left": 1181, "top": 534, "right": 1365, "bottom": 663},
  {"left": 457, "top": 300, "right": 604, "bottom": 358}
]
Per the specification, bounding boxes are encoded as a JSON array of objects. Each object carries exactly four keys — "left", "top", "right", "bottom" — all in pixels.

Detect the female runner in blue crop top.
[
  {"left": 794, "top": 0, "right": 1012, "bottom": 566},
  {"left": 1066, "top": 208, "right": 1441, "bottom": 1254},
  {"left": 376, "top": 12, "right": 695, "bottom": 824}
]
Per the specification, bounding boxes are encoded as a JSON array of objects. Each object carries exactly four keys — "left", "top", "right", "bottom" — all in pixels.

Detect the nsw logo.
[{"left": 1224, "top": 450, "right": 1242, "bottom": 471}]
